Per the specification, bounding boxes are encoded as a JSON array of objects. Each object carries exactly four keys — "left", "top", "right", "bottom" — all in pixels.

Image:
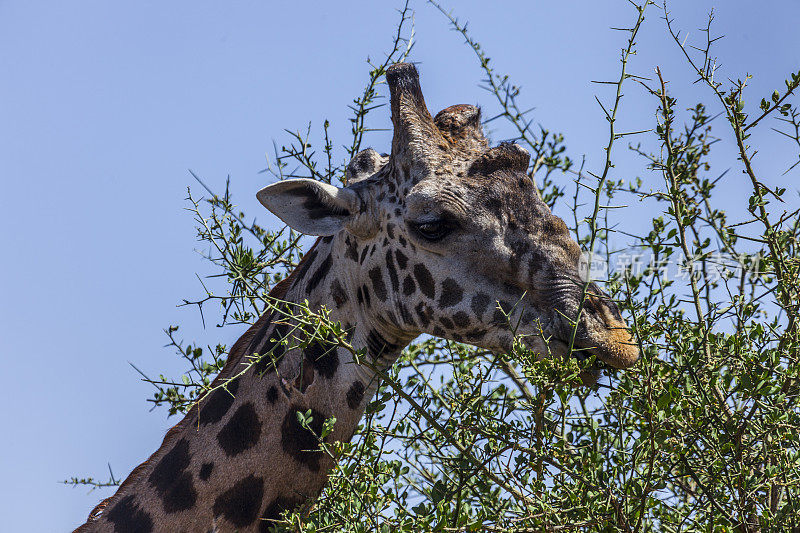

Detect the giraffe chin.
[
  {"left": 577, "top": 367, "right": 603, "bottom": 387},
  {"left": 552, "top": 338, "right": 606, "bottom": 387}
]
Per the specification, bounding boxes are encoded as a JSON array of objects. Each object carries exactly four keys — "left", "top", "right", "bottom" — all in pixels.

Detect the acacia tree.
[{"left": 70, "top": 1, "right": 800, "bottom": 531}]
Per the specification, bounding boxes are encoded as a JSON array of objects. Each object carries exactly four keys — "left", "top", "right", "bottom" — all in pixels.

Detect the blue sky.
[{"left": 1, "top": 1, "right": 798, "bottom": 530}]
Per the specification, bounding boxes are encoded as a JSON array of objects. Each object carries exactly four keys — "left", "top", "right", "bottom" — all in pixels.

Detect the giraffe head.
[{"left": 258, "top": 63, "right": 638, "bottom": 380}]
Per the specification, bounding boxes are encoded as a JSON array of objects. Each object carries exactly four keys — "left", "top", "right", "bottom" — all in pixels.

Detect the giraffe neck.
[{"left": 79, "top": 237, "right": 415, "bottom": 533}]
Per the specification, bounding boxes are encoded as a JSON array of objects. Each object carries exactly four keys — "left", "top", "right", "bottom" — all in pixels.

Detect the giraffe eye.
[{"left": 410, "top": 219, "right": 454, "bottom": 242}]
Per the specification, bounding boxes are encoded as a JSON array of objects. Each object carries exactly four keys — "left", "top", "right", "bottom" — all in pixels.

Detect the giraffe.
[{"left": 76, "top": 63, "right": 639, "bottom": 532}]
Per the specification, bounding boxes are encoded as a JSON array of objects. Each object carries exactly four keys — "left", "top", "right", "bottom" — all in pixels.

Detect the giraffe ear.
[{"left": 257, "top": 179, "right": 361, "bottom": 236}]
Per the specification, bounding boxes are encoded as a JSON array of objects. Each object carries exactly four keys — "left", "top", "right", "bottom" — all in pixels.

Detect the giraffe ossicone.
[{"left": 77, "top": 63, "right": 638, "bottom": 532}]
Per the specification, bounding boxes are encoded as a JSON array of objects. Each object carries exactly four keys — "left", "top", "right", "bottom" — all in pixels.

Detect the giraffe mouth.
[
  {"left": 545, "top": 307, "right": 639, "bottom": 371},
  {"left": 530, "top": 337, "right": 606, "bottom": 386},
  {"left": 541, "top": 279, "right": 639, "bottom": 370},
  {"left": 549, "top": 337, "right": 609, "bottom": 370}
]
